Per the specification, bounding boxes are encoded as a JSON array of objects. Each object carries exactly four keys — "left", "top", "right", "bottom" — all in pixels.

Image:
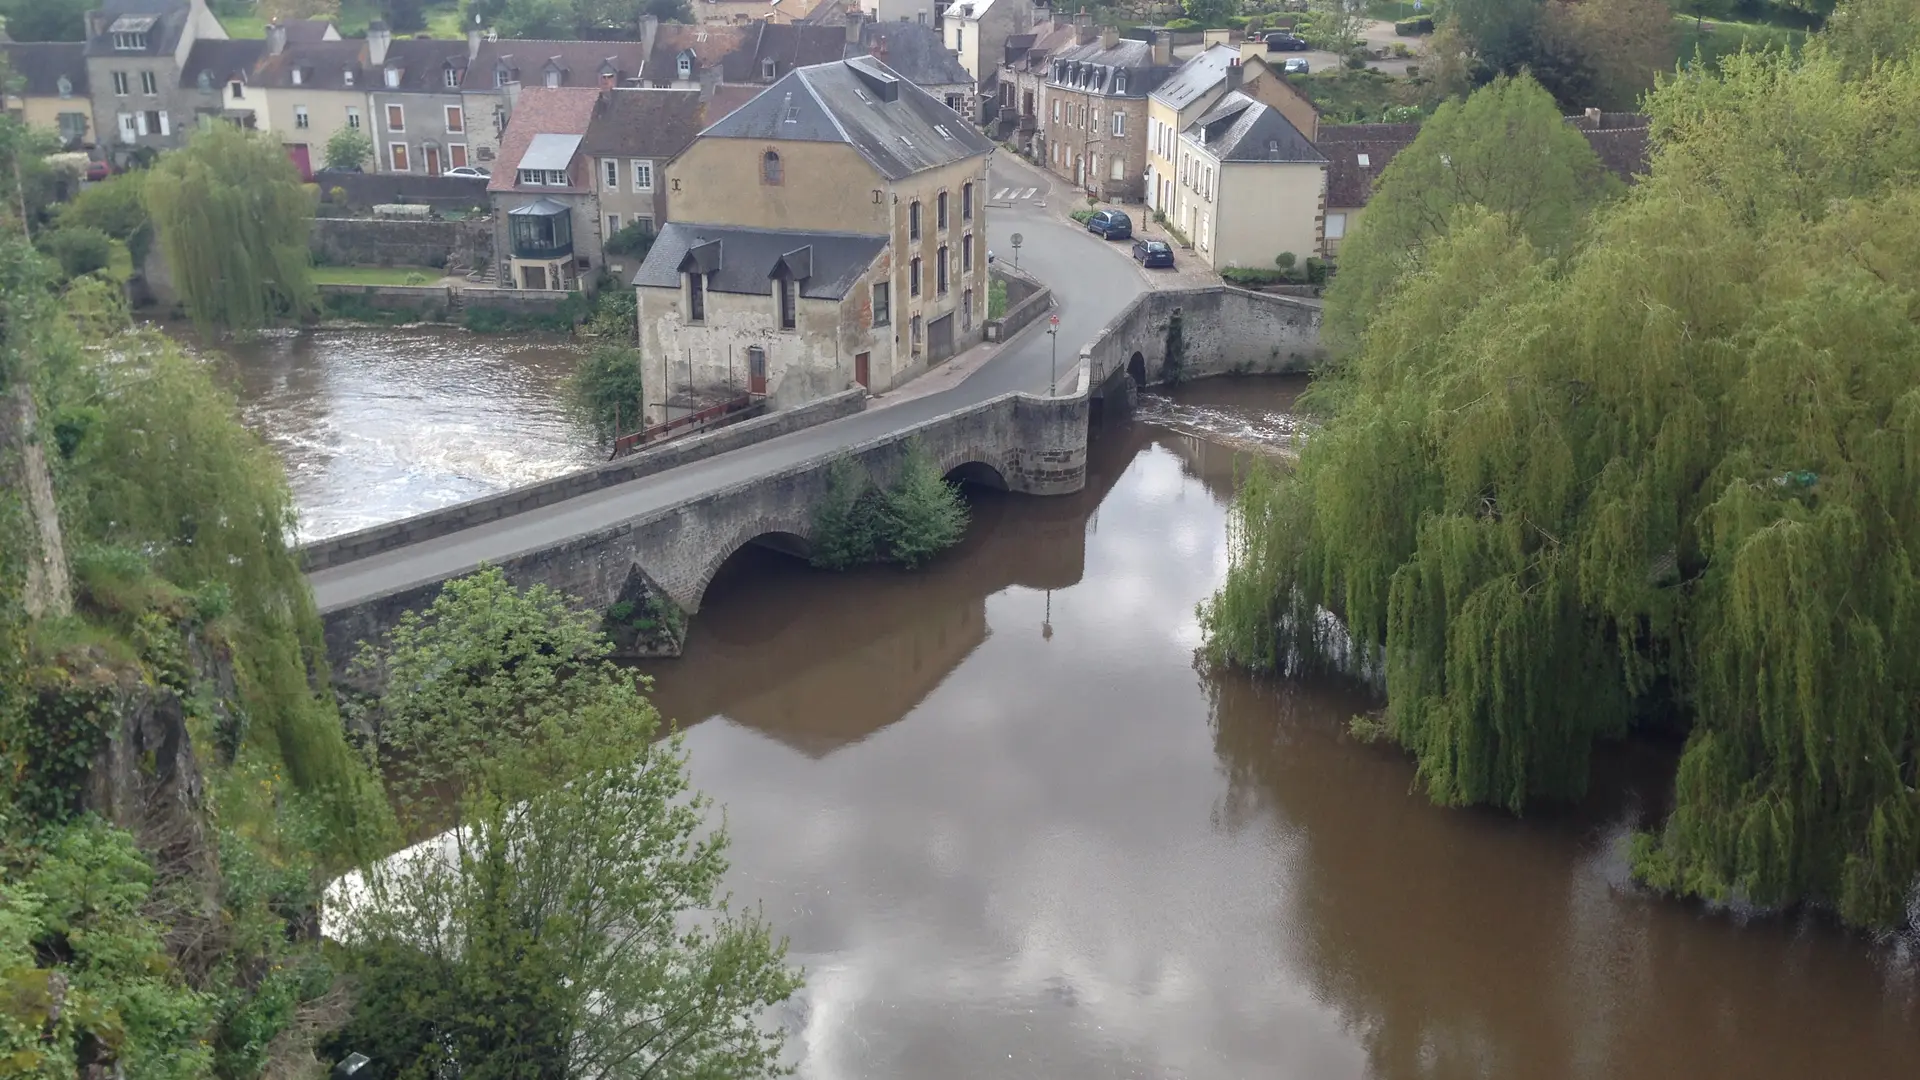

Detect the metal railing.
[{"left": 609, "top": 394, "right": 758, "bottom": 459}]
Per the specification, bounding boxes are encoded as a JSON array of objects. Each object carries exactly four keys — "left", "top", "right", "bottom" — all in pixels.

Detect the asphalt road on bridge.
[{"left": 307, "top": 155, "right": 1149, "bottom": 613}]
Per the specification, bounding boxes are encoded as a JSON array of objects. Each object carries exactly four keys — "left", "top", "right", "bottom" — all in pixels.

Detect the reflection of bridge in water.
[{"left": 642, "top": 428, "right": 1147, "bottom": 758}]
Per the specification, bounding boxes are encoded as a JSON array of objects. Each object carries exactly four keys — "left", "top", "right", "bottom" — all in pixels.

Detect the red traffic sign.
[{"left": 1049, "top": 314, "right": 1060, "bottom": 326}]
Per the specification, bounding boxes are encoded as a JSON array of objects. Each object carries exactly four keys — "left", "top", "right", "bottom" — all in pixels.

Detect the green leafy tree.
[
  {"left": 33, "top": 225, "right": 122, "bottom": 283},
  {"left": 1182, "top": 0, "right": 1241, "bottom": 27},
  {"left": 567, "top": 342, "right": 644, "bottom": 446},
  {"left": 144, "top": 123, "right": 317, "bottom": 335},
  {"left": 334, "top": 569, "right": 803, "bottom": 1079},
  {"left": 810, "top": 457, "right": 881, "bottom": 569},
  {"left": 58, "top": 170, "right": 152, "bottom": 266},
  {"left": 643, "top": 0, "right": 693, "bottom": 20},
  {"left": 496, "top": 0, "right": 575, "bottom": 38},
  {"left": 1530, "top": 0, "right": 1676, "bottom": 111},
  {"left": 1310, "top": 0, "right": 1368, "bottom": 50},
  {"left": 880, "top": 440, "right": 969, "bottom": 569},
  {"left": 1322, "top": 73, "right": 1616, "bottom": 349},
  {"left": 1820, "top": 0, "right": 1920, "bottom": 75},
  {"left": 383, "top": 0, "right": 429, "bottom": 32},
  {"left": 323, "top": 125, "right": 373, "bottom": 172},
  {"left": 1446, "top": 0, "right": 1541, "bottom": 74},
  {"left": 0, "top": 0, "right": 92, "bottom": 41},
  {"left": 1201, "top": 34, "right": 1920, "bottom": 929}
]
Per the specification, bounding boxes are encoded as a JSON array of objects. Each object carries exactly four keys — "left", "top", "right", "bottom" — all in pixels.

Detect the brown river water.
[{"left": 222, "top": 331, "right": 1920, "bottom": 1079}]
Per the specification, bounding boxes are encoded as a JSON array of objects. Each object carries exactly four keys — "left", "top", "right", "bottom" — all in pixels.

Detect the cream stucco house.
[
  {"left": 637, "top": 55, "right": 992, "bottom": 423},
  {"left": 1146, "top": 45, "right": 1315, "bottom": 219},
  {"left": 1171, "top": 90, "right": 1326, "bottom": 270}
]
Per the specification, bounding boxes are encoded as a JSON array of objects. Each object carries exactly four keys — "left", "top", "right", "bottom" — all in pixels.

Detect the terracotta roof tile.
[{"left": 489, "top": 86, "right": 603, "bottom": 193}]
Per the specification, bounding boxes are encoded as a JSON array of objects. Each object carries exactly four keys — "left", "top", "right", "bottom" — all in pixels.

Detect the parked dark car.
[
  {"left": 1131, "top": 238, "right": 1174, "bottom": 268},
  {"left": 314, "top": 164, "right": 363, "bottom": 177},
  {"left": 1265, "top": 32, "right": 1309, "bottom": 51},
  {"left": 1086, "top": 208, "right": 1132, "bottom": 240}
]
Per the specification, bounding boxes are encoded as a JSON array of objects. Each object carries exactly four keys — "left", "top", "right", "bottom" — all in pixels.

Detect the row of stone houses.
[{"left": 0, "top": 0, "right": 977, "bottom": 182}]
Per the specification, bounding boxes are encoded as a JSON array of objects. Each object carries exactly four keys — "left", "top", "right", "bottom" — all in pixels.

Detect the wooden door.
[
  {"left": 854, "top": 352, "right": 870, "bottom": 389},
  {"left": 285, "top": 143, "right": 311, "bottom": 180},
  {"left": 425, "top": 145, "right": 441, "bottom": 176},
  {"left": 749, "top": 346, "right": 767, "bottom": 395}
]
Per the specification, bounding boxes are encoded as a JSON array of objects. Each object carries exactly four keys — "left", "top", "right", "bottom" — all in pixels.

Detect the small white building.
[{"left": 1172, "top": 90, "right": 1326, "bottom": 271}]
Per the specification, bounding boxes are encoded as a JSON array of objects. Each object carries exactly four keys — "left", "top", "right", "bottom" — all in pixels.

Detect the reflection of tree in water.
[{"left": 1198, "top": 664, "right": 1920, "bottom": 1080}]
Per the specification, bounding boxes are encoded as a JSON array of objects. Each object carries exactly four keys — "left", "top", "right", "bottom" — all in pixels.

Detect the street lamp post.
[{"left": 1047, "top": 312, "right": 1060, "bottom": 394}]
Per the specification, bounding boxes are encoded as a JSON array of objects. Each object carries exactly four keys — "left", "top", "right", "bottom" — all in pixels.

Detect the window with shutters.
[
  {"left": 140, "top": 71, "right": 157, "bottom": 95},
  {"left": 445, "top": 105, "right": 464, "bottom": 133},
  {"left": 294, "top": 106, "right": 309, "bottom": 129},
  {"left": 386, "top": 104, "right": 404, "bottom": 131},
  {"left": 390, "top": 142, "right": 410, "bottom": 171},
  {"left": 112, "top": 71, "right": 129, "bottom": 96}
]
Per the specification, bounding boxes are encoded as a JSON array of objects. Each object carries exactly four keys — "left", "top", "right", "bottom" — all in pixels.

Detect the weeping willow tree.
[
  {"left": 1202, "top": 31, "right": 1920, "bottom": 928},
  {"left": 144, "top": 122, "right": 318, "bottom": 335}
]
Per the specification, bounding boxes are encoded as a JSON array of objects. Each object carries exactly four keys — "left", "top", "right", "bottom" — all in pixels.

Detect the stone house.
[
  {"left": 178, "top": 38, "right": 267, "bottom": 133},
  {"left": 1145, "top": 44, "right": 1314, "bottom": 218},
  {"left": 84, "top": 0, "right": 228, "bottom": 162},
  {"left": 940, "top": 0, "right": 1033, "bottom": 122},
  {"left": 853, "top": 16, "right": 972, "bottom": 113},
  {"left": 859, "top": 0, "right": 942, "bottom": 25},
  {"left": 578, "top": 88, "right": 709, "bottom": 277},
  {"left": 1171, "top": 90, "right": 1325, "bottom": 270},
  {"left": 251, "top": 26, "right": 363, "bottom": 180},
  {"left": 462, "top": 35, "right": 647, "bottom": 170},
  {"left": 640, "top": 56, "right": 994, "bottom": 422},
  {"left": 0, "top": 43, "right": 93, "bottom": 148},
  {"left": 997, "top": 13, "right": 1078, "bottom": 157},
  {"left": 642, "top": 20, "right": 844, "bottom": 91},
  {"left": 634, "top": 223, "right": 892, "bottom": 418},
  {"left": 489, "top": 87, "right": 604, "bottom": 290},
  {"left": 1038, "top": 27, "right": 1176, "bottom": 202},
  {"left": 365, "top": 22, "right": 474, "bottom": 175}
]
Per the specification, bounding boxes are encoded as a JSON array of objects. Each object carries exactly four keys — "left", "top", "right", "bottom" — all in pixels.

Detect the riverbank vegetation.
[
  {"left": 1201, "top": 9, "right": 1920, "bottom": 931},
  {"left": 811, "top": 442, "right": 970, "bottom": 570},
  {"left": 2, "top": 140, "right": 800, "bottom": 1070},
  {"left": 567, "top": 342, "right": 646, "bottom": 446}
]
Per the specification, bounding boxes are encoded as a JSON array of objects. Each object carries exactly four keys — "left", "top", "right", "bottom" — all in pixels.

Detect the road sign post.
[{"left": 1010, "top": 231, "right": 1024, "bottom": 271}]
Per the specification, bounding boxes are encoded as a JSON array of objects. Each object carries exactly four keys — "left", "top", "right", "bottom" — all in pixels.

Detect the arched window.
[{"left": 762, "top": 149, "right": 782, "bottom": 185}]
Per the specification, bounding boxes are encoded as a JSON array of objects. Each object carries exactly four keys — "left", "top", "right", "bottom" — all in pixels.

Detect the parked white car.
[{"left": 445, "top": 166, "right": 490, "bottom": 178}]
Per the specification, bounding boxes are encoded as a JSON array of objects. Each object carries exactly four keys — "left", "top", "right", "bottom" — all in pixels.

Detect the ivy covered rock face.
[{"left": 1202, "top": 50, "right": 1920, "bottom": 929}]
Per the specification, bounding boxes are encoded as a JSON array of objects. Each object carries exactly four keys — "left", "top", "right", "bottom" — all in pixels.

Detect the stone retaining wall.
[
  {"left": 1079, "top": 285, "right": 1323, "bottom": 387},
  {"left": 985, "top": 262, "right": 1053, "bottom": 342},
  {"left": 311, "top": 217, "right": 491, "bottom": 271},
  {"left": 300, "top": 387, "right": 871, "bottom": 572}
]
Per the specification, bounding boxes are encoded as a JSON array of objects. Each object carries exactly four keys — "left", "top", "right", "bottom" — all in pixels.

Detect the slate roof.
[
  {"left": 465, "top": 39, "right": 647, "bottom": 92},
  {"left": 634, "top": 221, "right": 887, "bottom": 300},
  {"left": 1185, "top": 91, "right": 1323, "bottom": 164},
  {"left": 705, "top": 83, "right": 762, "bottom": 121},
  {"left": 1315, "top": 114, "right": 1651, "bottom": 209},
  {"left": 853, "top": 22, "right": 971, "bottom": 88},
  {"left": 87, "top": 0, "right": 190, "bottom": 58},
  {"left": 489, "top": 86, "right": 603, "bottom": 193},
  {"left": 180, "top": 39, "right": 267, "bottom": 91},
  {"left": 253, "top": 40, "right": 367, "bottom": 91},
  {"left": 1151, "top": 44, "right": 1239, "bottom": 111},
  {"left": 280, "top": 19, "right": 339, "bottom": 44},
  {"left": 1006, "top": 21, "right": 1078, "bottom": 72},
  {"left": 578, "top": 88, "right": 708, "bottom": 159},
  {"left": 644, "top": 24, "right": 751, "bottom": 85},
  {"left": 1315, "top": 122, "right": 1419, "bottom": 208},
  {"left": 1047, "top": 37, "right": 1171, "bottom": 98},
  {"left": 700, "top": 56, "right": 991, "bottom": 180},
  {"left": 723, "top": 22, "right": 846, "bottom": 84},
  {"left": 0, "top": 43, "right": 89, "bottom": 98},
  {"left": 373, "top": 37, "right": 470, "bottom": 94}
]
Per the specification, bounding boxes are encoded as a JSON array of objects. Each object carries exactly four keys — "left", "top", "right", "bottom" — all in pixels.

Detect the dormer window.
[
  {"left": 1115, "top": 72, "right": 1126, "bottom": 93},
  {"left": 495, "top": 65, "right": 510, "bottom": 88},
  {"left": 444, "top": 67, "right": 460, "bottom": 88},
  {"left": 676, "top": 54, "right": 692, "bottom": 79},
  {"left": 291, "top": 68, "right": 304, "bottom": 85},
  {"left": 343, "top": 69, "right": 355, "bottom": 86},
  {"left": 56, "top": 75, "right": 72, "bottom": 98},
  {"left": 229, "top": 79, "right": 245, "bottom": 100},
  {"left": 197, "top": 71, "right": 212, "bottom": 91},
  {"left": 385, "top": 67, "right": 401, "bottom": 88},
  {"left": 112, "top": 31, "right": 148, "bottom": 50},
  {"left": 761, "top": 57, "right": 776, "bottom": 80},
  {"left": 544, "top": 69, "right": 560, "bottom": 88}
]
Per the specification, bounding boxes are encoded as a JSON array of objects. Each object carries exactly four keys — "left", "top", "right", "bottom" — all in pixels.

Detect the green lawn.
[
  {"left": 1368, "top": 1, "right": 1436, "bottom": 22},
  {"left": 222, "top": 0, "right": 465, "bottom": 40},
  {"left": 312, "top": 265, "right": 445, "bottom": 286},
  {"left": 1672, "top": 15, "right": 1806, "bottom": 66}
]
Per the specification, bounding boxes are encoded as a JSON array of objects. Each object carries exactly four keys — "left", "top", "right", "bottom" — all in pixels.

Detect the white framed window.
[
  {"left": 386, "top": 104, "right": 404, "bottom": 131},
  {"left": 630, "top": 159, "right": 653, "bottom": 192},
  {"left": 343, "top": 68, "right": 355, "bottom": 86},
  {"left": 112, "top": 71, "right": 129, "bottom": 96},
  {"left": 1110, "top": 156, "right": 1124, "bottom": 181},
  {"left": 1111, "top": 111, "right": 1124, "bottom": 137},
  {"left": 445, "top": 105, "right": 464, "bottom": 133},
  {"left": 449, "top": 143, "right": 468, "bottom": 168},
  {"left": 636, "top": 215, "right": 654, "bottom": 232},
  {"left": 1325, "top": 212, "right": 1347, "bottom": 240},
  {"left": 112, "top": 31, "right": 147, "bottom": 50},
  {"left": 294, "top": 106, "right": 309, "bottom": 129},
  {"left": 346, "top": 106, "right": 361, "bottom": 129},
  {"left": 444, "top": 67, "right": 460, "bottom": 88},
  {"left": 762, "top": 57, "right": 776, "bottom": 79},
  {"left": 603, "top": 159, "right": 619, "bottom": 188},
  {"left": 229, "top": 79, "right": 245, "bottom": 100},
  {"left": 677, "top": 57, "right": 691, "bottom": 78},
  {"left": 1051, "top": 99, "right": 1059, "bottom": 122},
  {"left": 607, "top": 214, "right": 621, "bottom": 235},
  {"left": 291, "top": 68, "right": 304, "bottom": 85},
  {"left": 1199, "top": 212, "right": 1210, "bottom": 251},
  {"left": 140, "top": 70, "right": 157, "bottom": 95},
  {"left": 117, "top": 113, "right": 135, "bottom": 142},
  {"left": 384, "top": 68, "right": 401, "bottom": 88},
  {"left": 544, "top": 69, "right": 560, "bottom": 88},
  {"left": 519, "top": 169, "right": 543, "bottom": 185},
  {"left": 390, "top": 142, "right": 410, "bottom": 171},
  {"left": 495, "top": 67, "right": 509, "bottom": 88}
]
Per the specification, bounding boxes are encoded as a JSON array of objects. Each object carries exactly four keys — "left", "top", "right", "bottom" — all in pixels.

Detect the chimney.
[
  {"left": 367, "top": 20, "right": 392, "bottom": 68},
  {"left": 1075, "top": 10, "right": 1097, "bottom": 45},
  {"left": 1584, "top": 106, "right": 1602, "bottom": 127},
  {"left": 1225, "top": 57, "right": 1242, "bottom": 93},
  {"left": 1099, "top": 26, "right": 1117, "bottom": 49},
  {"left": 1151, "top": 27, "right": 1170, "bottom": 66},
  {"left": 468, "top": 19, "right": 483, "bottom": 61},
  {"left": 847, "top": 8, "right": 864, "bottom": 44},
  {"left": 266, "top": 21, "right": 288, "bottom": 56}
]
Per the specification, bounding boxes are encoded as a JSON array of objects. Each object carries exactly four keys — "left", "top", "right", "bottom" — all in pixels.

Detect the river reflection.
[
  {"left": 212, "top": 327, "right": 597, "bottom": 542},
  {"left": 637, "top": 381, "right": 1920, "bottom": 1080}
]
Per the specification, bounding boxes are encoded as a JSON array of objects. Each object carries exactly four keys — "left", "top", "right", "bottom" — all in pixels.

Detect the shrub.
[
  {"left": 1070, "top": 208, "right": 1096, "bottom": 224},
  {"left": 402, "top": 271, "right": 428, "bottom": 285},
  {"left": 1345, "top": 50, "right": 1370, "bottom": 70},
  {"left": 604, "top": 220, "right": 657, "bottom": 259},
  {"left": 1165, "top": 17, "right": 1200, "bottom": 29},
  {"left": 36, "top": 225, "right": 120, "bottom": 282},
  {"left": 1275, "top": 251, "right": 1297, "bottom": 272},
  {"left": 329, "top": 185, "right": 347, "bottom": 203},
  {"left": 988, "top": 277, "right": 1009, "bottom": 319},
  {"left": 1391, "top": 41, "right": 1413, "bottom": 57},
  {"left": 879, "top": 440, "right": 969, "bottom": 569},
  {"left": 1304, "top": 256, "right": 1329, "bottom": 284},
  {"left": 1222, "top": 266, "right": 1290, "bottom": 285},
  {"left": 567, "top": 343, "right": 645, "bottom": 445},
  {"left": 809, "top": 458, "right": 881, "bottom": 570},
  {"left": 1394, "top": 17, "right": 1434, "bottom": 34}
]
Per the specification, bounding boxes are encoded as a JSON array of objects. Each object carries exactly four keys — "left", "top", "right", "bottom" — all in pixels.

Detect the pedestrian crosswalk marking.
[{"left": 991, "top": 187, "right": 1040, "bottom": 201}]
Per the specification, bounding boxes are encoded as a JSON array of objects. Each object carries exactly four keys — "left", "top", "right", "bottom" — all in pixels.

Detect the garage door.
[{"left": 928, "top": 313, "right": 955, "bottom": 362}]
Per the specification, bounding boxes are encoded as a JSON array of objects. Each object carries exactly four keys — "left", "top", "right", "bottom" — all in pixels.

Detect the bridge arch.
[
  {"left": 943, "top": 460, "right": 1010, "bottom": 491},
  {"left": 682, "top": 521, "right": 816, "bottom": 613},
  {"left": 1127, "top": 351, "right": 1147, "bottom": 388}
]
